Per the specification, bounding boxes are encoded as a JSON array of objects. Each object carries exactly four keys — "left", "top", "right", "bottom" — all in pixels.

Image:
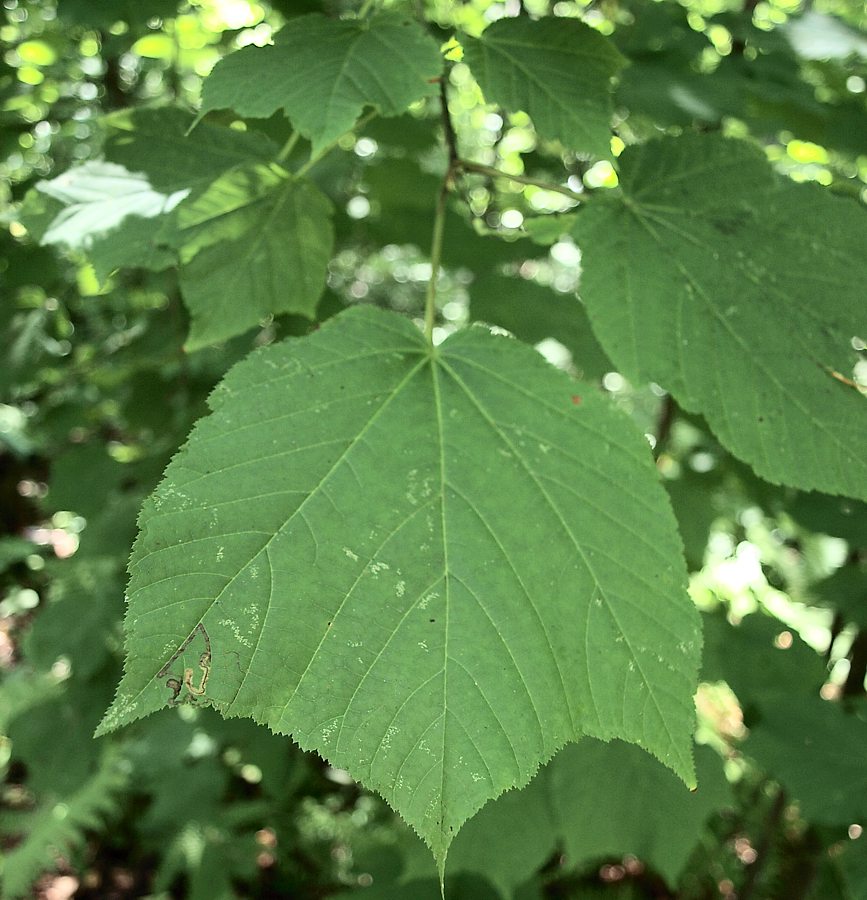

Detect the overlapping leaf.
[
  {"left": 199, "top": 13, "right": 443, "bottom": 156},
  {"left": 21, "top": 109, "right": 288, "bottom": 287},
  {"left": 25, "top": 160, "right": 188, "bottom": 253},
  {"left": 575, "top": 133, "right": 867, "bottom": 500},
  {"left": 100, "top": 306, "right": 700, "bottom": 867},
  {"left": 461, "top": 17, "right": 626, "bottom": 159},
  {"left": 103, "top": 108, "right": 278, "bottom": 195},
  {"left": 383, "top": 739, "right": 730, "bottom": 896},
  {"left": 175, "top": 163, "right": 333, "bottom": 350},
  {"left": 470, "top": 273, "right": 612, "bottom": 381}
]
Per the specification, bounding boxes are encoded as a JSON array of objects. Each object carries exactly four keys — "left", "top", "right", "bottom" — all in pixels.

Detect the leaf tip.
[{"left": 436, "top": 848, "right": 448, "bottom": 898}]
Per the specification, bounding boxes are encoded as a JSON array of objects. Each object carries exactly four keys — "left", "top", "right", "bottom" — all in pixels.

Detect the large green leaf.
[
  {"left": 176, "top": 164, "right": 334, "bottom": 350},
  {"left": 575, "top": 133, "right": 867, "bottom": 500},
  {"left": 199, "top": 13, "right": 443, "bottom": 157},
  {"left": 99, "top": 306, "right": 700, "bottom": 867},
  {"left": 461, "top": 18, "right": 626, "bottom": 159}
]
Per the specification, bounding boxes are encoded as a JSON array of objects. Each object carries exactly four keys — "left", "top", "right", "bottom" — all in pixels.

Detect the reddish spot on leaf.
[{"left": 571, "top": 395, "right": 583, "bottom": 405}]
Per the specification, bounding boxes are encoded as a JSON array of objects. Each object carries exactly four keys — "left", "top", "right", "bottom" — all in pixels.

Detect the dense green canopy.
[{"left": 1, "top": 0, "right": 865, "bottom": 897}]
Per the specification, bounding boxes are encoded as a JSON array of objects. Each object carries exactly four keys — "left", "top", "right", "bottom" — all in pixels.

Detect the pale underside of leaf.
[
  {"left": 34, "top": 160, "right": 188, "bottom": 251},
  {"left": 100, "top": 307, "right": 699, "bottom": 867},
  {"left": 576, "top": 133, "right": 867, "bottom": 500}
]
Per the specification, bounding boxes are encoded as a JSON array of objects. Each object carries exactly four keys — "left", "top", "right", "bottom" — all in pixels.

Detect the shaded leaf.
[
  {"left": 56, "top": 0, "right": 179, "bottom": 27},
  {"left": 549, "top": 741, "right": 729, "bottom": 886},
  {"left": 103, "top": 107, "right": 278, "bottom": 196},
  {"left": 745, "top": 698, "right": 867, "bottom": 824},
  {"left": 787, "top": 492, "right": 867, "bottom": 547},
  {"left": 100, "top": 306, "right": 699, "bottom": 867},
  {"left": 470, "top": 273, "right": 612, "bottom": 381},
  {"left": 575, "top": 133, "right": 867, "bottom": 500},
  {"left": 199, "top": 14, "right": 443, "bottom": 157},
  {"left": 812, "top": 564, "right": 867, "bottom": 630},
  {"left": 701, "top": 612, "right": 827, "bottom": 709},
  {"left": 176, "top": 164, "right": 334, "bottom": 350},
  {"left": 664, "top": 468, "right": 725, "bottom": 571},
  {"left": 356, "top": 740, "right": 729, "bottom": 896},
  {"left": 461, "top": 18, "right": 626, "bottom": 159}
]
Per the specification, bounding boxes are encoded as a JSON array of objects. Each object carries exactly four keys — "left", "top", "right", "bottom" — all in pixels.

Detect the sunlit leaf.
[
  {"left": 199, "top": 13, "right": 443, "bottom": 156},
  {"left": 461, "top": 18, "right": 626, "bottom": 159},
  {"left": 26, "top": 160, "right": 188, "bottom": 252}
]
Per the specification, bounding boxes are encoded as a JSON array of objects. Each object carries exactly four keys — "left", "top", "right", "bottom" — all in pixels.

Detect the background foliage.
[{"left": 1, "top": 0, "right": 866, "bottom": 897}]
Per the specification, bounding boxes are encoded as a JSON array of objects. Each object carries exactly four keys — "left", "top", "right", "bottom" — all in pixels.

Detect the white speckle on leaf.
[
  {"left": 418, "top": 591, "right": 439, "bottom": 611},
  {"left": 343, "top": 547, "right": 359, "bottom": 562},
  {"left": 405, "top": 468, "right": 419, "bottom": 506},
  {"left": 219, "top": 618, "right": 252, "bottom": 648},
  {"left": 395, "top": 580, "right": 406, "bottom": 598},
  {"left": 381, "top": 725, "right": 399, "bottom": 753}
]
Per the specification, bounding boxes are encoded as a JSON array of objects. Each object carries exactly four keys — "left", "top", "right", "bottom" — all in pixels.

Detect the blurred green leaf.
[
  {"left": 470, "top": 273, "right": 612, "bottom": 381},
  {"left": 462, "top": 18, "right": 626, "bottom": 159},
  {"left": 176, "top": 164, "right": 333, "bottom": 349},
  {"left": 200, "top": 14, "right": 443, "bottom": 157},
  {"left": 745, "top": 697, "right": 867, "bottom": 824}
]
